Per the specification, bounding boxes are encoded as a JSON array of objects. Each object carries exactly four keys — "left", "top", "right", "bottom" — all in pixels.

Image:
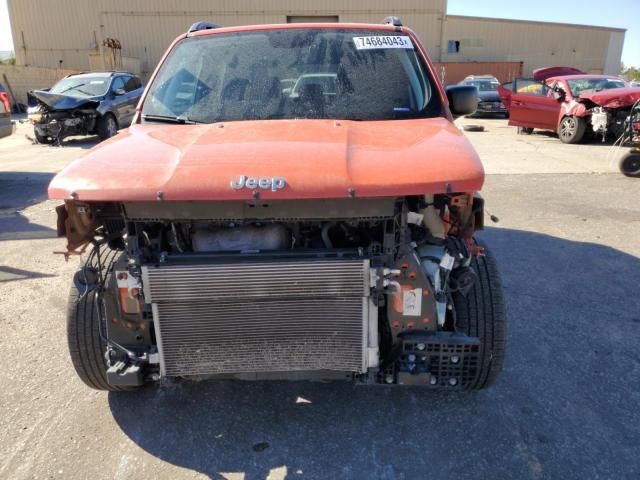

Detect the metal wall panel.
[
  {"left": 6, "top": 1, "right": 623, "bottom": 79},
  {"left": 434, "top": 61, "right": 524, "bottom": 85},
  {"left": 442, "top": 15, "right": 623, "bottom": 76},
  {"left": 7, "top": 0, "right": 446, "bottom": 77}
]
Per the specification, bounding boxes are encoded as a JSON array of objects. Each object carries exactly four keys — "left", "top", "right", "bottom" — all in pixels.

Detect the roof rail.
[
  {"left": 187, "top": 21, "right": 221, "bottom": 35},
  {"left": 383, "top": 16, "right": 403, "bottom": 27}
]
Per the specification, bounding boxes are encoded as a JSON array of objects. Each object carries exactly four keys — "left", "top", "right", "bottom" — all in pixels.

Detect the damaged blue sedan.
[{"left": 28, "top": 71, "right": 143, "bottom": 144}]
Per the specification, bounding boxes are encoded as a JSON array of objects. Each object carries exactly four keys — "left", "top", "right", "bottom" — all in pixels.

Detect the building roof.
[{"left": 446, "top": 14, "right": 626, "bottom": 33}]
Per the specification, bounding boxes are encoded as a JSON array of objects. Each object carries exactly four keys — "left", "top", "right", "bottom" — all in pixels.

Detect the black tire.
[
  {"left": 618, "top": 150, "right": 640, "bottom": 178},
  {"left": 96, "top": 114, "right": 118, "bottom": 140},
  {"left": 34, "top": 130, "right": 52, "bottom": 144},
  {"left": 558, "top": 115, "right": 586, "bottom": 144},
  {"left": 517, "top": 126, "right": 533, "bottom": 135},
  {"left": 67, "top": 248, "right": 129, "bottom": 391},
  {"left": 452, "top": 240, "right": 507, "bottom": 389}
]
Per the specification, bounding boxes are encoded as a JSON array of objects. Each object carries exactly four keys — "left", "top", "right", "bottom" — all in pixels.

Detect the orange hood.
[{"left": 48, "top": 118, "right": 484, "bottom": 201}]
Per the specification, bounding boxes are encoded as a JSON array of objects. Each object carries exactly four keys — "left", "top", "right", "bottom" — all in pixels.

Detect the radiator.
[{"left": 141, "top": 257, "right": 373, "bottom": 377}]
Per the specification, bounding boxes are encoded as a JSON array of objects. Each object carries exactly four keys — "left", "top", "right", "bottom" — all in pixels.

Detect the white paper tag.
[
  {"left": 439, "top": 253, "right": 455, "bottom": 271},
  {"left": 403, "top": 288, "right": 422, "bottom": 316},
  {"left": 353, "top": 36, "right": 414, "bottom": 50},
  {"left": 115, "top": 271, "right": 140, "bottom": 289}
]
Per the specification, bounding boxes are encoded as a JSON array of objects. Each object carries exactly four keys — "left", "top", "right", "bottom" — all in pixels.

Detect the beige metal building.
[{"left": 3, "top": 0, "right": 626, "bottom": 94}]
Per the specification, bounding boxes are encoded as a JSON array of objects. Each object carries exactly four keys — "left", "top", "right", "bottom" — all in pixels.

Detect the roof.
[
  {"left": 464, "top": 75, "right": 499, "bottom": 80},
  {"left": 187, "top": 22, "right": 403, "bottom": 39},
  {"left": 66, "top": 71, "right": 135, "bottom": 78},
  {"left": 550, "top": 74, "right": 625, "bottom": 81},
  {"left": 446, "top": 14, "right": 626, "bottom": 33}
]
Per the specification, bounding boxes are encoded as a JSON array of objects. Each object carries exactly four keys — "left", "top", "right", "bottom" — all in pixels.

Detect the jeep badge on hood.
[{"left": 230, "top": 175, "right": 286, "bottom": 192}]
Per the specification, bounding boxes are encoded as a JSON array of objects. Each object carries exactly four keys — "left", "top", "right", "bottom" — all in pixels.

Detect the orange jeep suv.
[{"left": 49, "top": 18, "right": 506, "bottom": 391}]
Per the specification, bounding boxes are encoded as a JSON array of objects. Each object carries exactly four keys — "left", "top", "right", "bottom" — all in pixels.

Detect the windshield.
[
  {"left": 465, "top": 80, "right": 498, "bottom": 92},
  {"left": 50, "top": 76, "right": 110, "bottom": 98},
  {"left": 142, "top": 29, "right": 441, "bottom": 123},
  {"left": 567, "top": 77, "right": 627, "bottom": 96}
]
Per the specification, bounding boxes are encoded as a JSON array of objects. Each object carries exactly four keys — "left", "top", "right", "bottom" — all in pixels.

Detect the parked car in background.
[
  {"left": 0, "top": 82, "right": 14, "bottom": 139},
  {"left": 459, "top": 75, "right": 507, "bottom": 116},
  {"left": 28, "top": 71, "right": 143, "bottom": 144},
  {"left": 498, "top": 67, "right": 640, "bottom": 144},
  {"left": 0, "top": 82, "right": 11, "bottom": 113}
]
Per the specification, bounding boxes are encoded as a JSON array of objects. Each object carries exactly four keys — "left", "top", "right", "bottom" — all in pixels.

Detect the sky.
[{"left": 0, "top": 0, "right": 638, "bottom": 66}]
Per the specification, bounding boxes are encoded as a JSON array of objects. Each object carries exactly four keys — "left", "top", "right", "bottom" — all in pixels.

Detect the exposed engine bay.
[
  {"left": 58, "top": 193, "right": 489, "bottom": 389},
  {"left": 588, "top": 100, "right": 640, "bottom": 144},
  {"left": 27, "top": 89, "right": 104, "bottom": 144},
  {"left": 28, "top": 103, "right": 99, "bottom": 144}
]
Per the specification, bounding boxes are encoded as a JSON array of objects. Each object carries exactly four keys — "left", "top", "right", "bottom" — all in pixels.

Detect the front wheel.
[
  {"left": 96, "top": 114, "right": 118, "bottom": 140},
  {"left": 558, "top": 116, "right": 586, "bottom": 144},
  {"left": 67, "top": 284, "right": 129, "bottom": 391},
  {"left": 618, "top": 150, "right": 640, "bottom": 178},
  {"left": 34, "top": 129, "right": 52, "bottom": 144},
  {"left": 67, "top": 249, "right": 134, "bottom": 391},
  {"left": 452, "top": 240, "right": 507, "bottom": 389}
]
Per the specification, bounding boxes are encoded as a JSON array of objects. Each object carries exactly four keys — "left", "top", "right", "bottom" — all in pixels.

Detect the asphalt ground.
[{"left": 0, "top": 118, "right": 638, "bottom": 479}]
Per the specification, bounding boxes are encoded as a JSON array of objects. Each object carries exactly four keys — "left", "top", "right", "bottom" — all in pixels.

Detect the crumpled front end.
[
  {"left": 28, "top": 90, "right": 100, "bottom": 143},
  {"left": 56, "top": 190, "right": 496, "bottom": 389},
  {"left": 574, "top": 90, "right": 640, "bottom": 143}
]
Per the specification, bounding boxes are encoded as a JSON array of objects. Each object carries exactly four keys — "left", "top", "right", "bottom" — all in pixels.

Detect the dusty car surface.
[
  {"left": 498, "top": 67, "right": 640, "bottom": 144},
  {"left": 28, "top": 71, "right": 143, "bottom": 144},
  {"left": 48, "top": 19, "right": 506, "bottom": 391},
  {"left": 460, "top": 75, "right": 507, "bottom": 117}
]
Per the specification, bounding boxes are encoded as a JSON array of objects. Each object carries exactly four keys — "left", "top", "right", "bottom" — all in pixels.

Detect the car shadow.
[
  {"left": 0, "top": 210, "right": 56, "bottom": 241},
  {"left": 529, "top": 130, "right": 623, "bottom": 147},
  {"left": 0, "top": 265, "right": 56, "bottom": 282},
  {"left": 59, "top": 134, "right": 102, "bottom": 149},
  {"left": 0, "top": 171, "right": 56, "bottom": 210},
  {"left": 107, "top": 227, "right": 640, "bottom": 479},
  {"left": 19, "top": 130, "right": 102, "bottom": 149},
  {"left": 0, "top": 171, "right": 58, "bottom": 241}
]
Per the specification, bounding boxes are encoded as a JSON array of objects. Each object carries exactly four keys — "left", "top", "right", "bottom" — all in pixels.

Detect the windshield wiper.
[
  {"left": 141, "top": 114, "right": 202, "bottom": 124},
  {"left": 59, "top": 83, "right": 86, "bottom": 94}
]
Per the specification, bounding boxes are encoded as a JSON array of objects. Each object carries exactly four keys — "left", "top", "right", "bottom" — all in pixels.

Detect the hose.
[{"left": 321, "top": 222, "right": 336, "bottom": 249}]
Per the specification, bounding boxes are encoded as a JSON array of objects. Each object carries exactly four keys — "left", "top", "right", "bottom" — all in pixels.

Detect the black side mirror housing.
[{"left": 446, "top": 85, "right": 478, "bottom": 117}]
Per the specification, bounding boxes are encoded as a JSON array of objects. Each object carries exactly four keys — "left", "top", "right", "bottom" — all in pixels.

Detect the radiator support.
[{"left": 142, "top": 256, "right": 376, "bottom": 378}]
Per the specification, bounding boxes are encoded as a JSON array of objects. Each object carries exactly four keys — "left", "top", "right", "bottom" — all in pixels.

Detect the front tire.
[
  {"left": 619, "top": 150, "right": 640, "bottom": 178},
  {"left": 452, "top": 240, "right": 507, "bottom": 389},
  {"left": 96, "top": 114, "right": 118, "bottom": 140},
  {"left": 558, "top": 116, "right": 586, "bottom": 144},
  {"left": 67, "top": 249, "right": 130, "bottom": 391},
  {"left": 34, "top": 129, "right": 52, "bottom": 144}
]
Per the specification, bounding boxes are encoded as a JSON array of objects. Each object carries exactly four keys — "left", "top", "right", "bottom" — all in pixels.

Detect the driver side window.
[
  {"left": 111, "top": 77, "right": 125, "bottom": 93},
  {"left": 515, "top": 79, "right": 549, "bottom": 96}
]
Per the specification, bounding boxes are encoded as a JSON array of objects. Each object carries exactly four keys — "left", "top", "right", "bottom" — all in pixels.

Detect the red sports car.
[{"left": 498, "top": 67, "right": 640, "bottom": 144}]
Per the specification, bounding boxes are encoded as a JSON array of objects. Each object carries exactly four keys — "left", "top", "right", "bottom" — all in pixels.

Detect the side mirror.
[
  {"left": 446, "top": 85, "right": 478, "bottom": 117},
  {"left": 113, "top": 88, "right": 126, "bottom": 96},
  {"left": 552, "top": 89, "right": 565, "bottom": 101}
]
